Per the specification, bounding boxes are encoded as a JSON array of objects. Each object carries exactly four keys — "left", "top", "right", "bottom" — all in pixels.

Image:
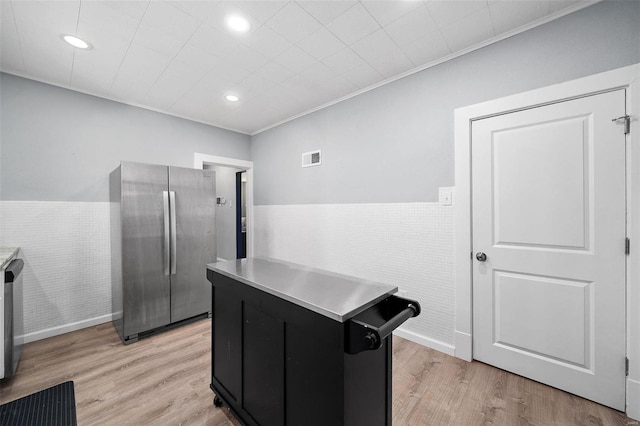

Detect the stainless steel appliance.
[
  {"left": 110, "top": 161, "right": 216, "bottom": 344},
  {"left": 2, "top": 257, "right": 24, "bottom": 380}
]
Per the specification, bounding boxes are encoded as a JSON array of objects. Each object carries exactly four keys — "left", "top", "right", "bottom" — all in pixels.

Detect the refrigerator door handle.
[
  {"left": 163, "top": 191, "right": 170, "bottom": 276},
  {"left": 170, "top": 191, "right": 177, "bottom": 275}
]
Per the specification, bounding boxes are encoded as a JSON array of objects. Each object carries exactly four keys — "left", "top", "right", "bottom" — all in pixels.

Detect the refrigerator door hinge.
[
  {"left": 626, "top": 238, "right": 631, "bottom": 255},
  {"left": 626, "top": 357, "right": 630, "bottom": 376},
  {"left": 612, "top": 115, "right": 630, "bottom": 134}
]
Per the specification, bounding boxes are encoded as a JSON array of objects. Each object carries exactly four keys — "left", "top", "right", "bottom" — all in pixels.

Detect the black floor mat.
[{"left": 0, "top": 381, "right": 77, "bottom": 426}]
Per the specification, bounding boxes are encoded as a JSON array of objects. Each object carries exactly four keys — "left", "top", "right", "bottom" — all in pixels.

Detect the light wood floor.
[{"left": 0, "top": 319, "right": 634, "bottom": 425}]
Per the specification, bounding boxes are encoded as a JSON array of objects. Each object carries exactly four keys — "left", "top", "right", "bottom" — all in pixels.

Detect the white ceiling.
[{"left": 0, "top": 0, "right": 591, "bottom": 135}]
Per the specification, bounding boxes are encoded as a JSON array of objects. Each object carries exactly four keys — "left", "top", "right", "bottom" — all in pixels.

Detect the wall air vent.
[{"left": 302, "top": 150, "right": 321, "bottom": 168}]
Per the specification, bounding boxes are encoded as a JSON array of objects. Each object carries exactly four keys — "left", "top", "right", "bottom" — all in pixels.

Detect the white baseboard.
[
  {"left": 18, "top": 313, "right": 114, "bottom": 344},
  {"left": 393, "top": 327, "right": 455, "bottom": 356},
  {"left": 627, "top": 377, "right": 640, "bottom": 421},
  {"left": 454, "top": 330, "right": 473, "bottom": 361}
]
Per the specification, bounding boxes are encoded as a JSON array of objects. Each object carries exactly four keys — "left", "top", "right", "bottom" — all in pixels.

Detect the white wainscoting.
[
  {"left": 253, "top": 193, "right": 456, "bottom": 351},
  {"left": 0, "top": 197, "right": 458, "bottom": 355},
  {"left": 0, "top": 201, "right": 113, "bottom": 341}
]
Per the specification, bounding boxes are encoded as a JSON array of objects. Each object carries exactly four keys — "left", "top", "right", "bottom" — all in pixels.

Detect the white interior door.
[{"left": 471, "top": 89, "right": 627, "bottom": 410}]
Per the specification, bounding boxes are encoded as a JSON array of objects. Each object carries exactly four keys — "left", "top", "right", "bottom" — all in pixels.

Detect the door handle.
[
  {"left": 170, "top": 191, "right": 177, "bottom": 275},
  {"left": 476, "top": 252, "right": 487, "bottom": 262},
  {"left": 163, "top": 191, "right": 170, "bottom": 276}
]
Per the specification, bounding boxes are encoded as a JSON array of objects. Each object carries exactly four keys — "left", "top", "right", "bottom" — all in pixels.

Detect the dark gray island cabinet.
[{"left": 207, "top": 257, "right": 421, "bottom": 426}]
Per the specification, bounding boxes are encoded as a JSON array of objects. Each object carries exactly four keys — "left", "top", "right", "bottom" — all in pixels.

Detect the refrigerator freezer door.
[
  {"left": 169, "top": 166, "right": 216, "bottom": 322},
  {"left": 121, "top": 162, "right": 171, "bottom": 338}
]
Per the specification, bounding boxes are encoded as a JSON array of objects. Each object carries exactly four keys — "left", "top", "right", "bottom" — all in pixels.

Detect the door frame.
[
  {"left": 193, "top": 153, "right": 255, "bottom": 258},
  {"left": 454, "top": 64, "right": 640, "bottom": 416}
]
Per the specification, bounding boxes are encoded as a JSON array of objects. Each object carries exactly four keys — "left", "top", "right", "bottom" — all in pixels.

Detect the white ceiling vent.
[{"left": 302, "top": 150, "right": 321, "bottom": 168}]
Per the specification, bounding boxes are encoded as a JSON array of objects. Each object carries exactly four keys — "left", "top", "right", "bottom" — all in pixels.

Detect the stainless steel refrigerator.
[{"left": 110, "top": 161, "right": 216, "bottom": 344}]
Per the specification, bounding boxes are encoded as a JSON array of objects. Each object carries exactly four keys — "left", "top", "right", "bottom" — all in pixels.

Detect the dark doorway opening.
[{"left": 236, "top": 171, "right": 247, "bottom": 259}]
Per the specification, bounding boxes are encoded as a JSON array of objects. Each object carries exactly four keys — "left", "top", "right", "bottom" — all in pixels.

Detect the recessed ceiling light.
[
  {"left": 62, "top": 35, "right": 91, "bottom": 49},
  {"left": 225, "top": 95, "right": 239, "bottom": 102},
  {"left": 226, "top": 15, "right": 250, "bottom": 33}
]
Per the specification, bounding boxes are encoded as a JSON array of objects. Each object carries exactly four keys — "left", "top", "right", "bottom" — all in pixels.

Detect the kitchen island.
[{"left": 207, "top": 257, "right": 420, "bottom": 426}]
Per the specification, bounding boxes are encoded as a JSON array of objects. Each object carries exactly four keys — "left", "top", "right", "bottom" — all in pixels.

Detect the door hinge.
[
  {"left": 626, "top": 357, "right": 630, "bottom": 376},
  {"left": 612, "top": 115, "right": 630, "bottom": 134},
  {"left": 626, "top": 238, "right": 631, "bottom": 255}
]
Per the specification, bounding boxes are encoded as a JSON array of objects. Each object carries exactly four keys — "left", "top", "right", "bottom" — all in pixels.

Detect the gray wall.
[
  {"left": 0, "top": 73, "right": 251, "bottom": 202},
  {"left": 252, "top": 1, "right": 640, "bottom": 205},
  {"left": 0, "top": 73, "right": 251, "bottom": 340}
]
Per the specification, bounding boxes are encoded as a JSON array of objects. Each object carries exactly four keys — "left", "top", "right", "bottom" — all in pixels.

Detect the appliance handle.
[
  {"left": 170, "top": 191, "right": 177, "bottom": 275},
  {"left": 4, "top": 258, "right": 24, "bottom": 283},
  {"left": 163, "top": 191, "right": 170, "bottom": 276}
]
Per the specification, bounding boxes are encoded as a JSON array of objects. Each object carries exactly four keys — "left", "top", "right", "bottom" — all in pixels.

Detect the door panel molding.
[
  {"left": 454, "top": 63, "right": 640, "bottom": 416},
  {"left": 491, "top": 269, "right": 593, "bottom": 370}
]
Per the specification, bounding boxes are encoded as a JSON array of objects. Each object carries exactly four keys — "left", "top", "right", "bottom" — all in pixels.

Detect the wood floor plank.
[{"left": 1, "top": 321, "right": 634, "bottom": 425}]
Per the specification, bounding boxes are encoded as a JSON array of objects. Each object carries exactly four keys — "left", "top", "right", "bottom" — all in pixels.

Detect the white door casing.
[
  {"left": 471, "top": 90, "right": 626, "bottom": 410},
  {"left": 193, "top": 153, "right": 254, "bottom": 258},
  {"left": 455, "top": 64, "right": 640, "bottom": 418}
]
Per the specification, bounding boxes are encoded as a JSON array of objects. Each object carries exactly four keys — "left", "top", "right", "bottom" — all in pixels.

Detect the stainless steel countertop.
[
  {"left": 0, "top": 247, "right": 19, "bottom": 270},
  {"left": 208, "top": 257, "right": 397, "bottom": 323}
]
